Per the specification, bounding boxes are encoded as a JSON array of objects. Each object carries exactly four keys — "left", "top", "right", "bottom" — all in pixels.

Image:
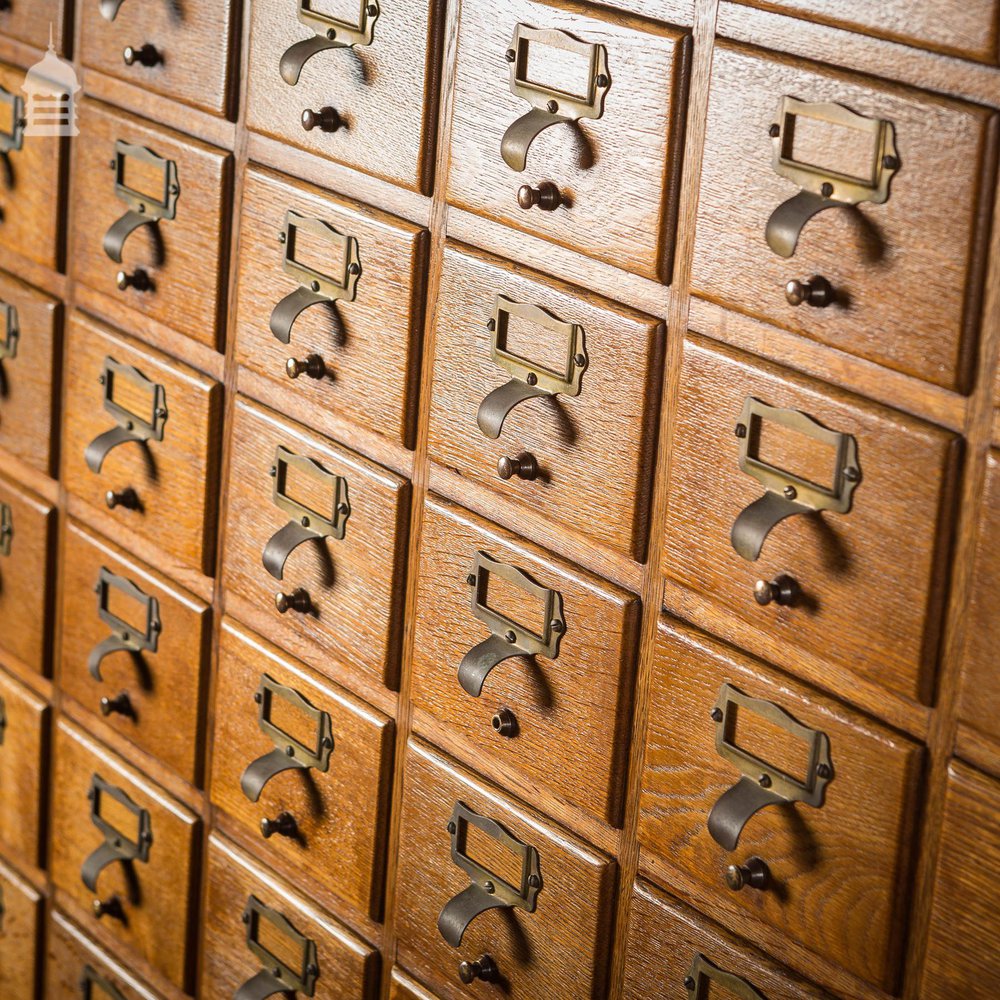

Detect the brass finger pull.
[
  {"left": 81, "top": 773, "right": 153, "bottom": 893},
  {"left": 84, "top": 357, "right": 168, "bottom": 474},
  {"left": 269, "top": 209, "right": 361, "bottom": 346},
  {"left": 706, "top": 683, "right": 833, "bottom": 851},
  {"left": 683, "top": 953, "right": 766, "bottom": 1000},
  {"left": 102, "top": 140, "right": 180, "bottom": 264},
  {"left": 765, "top": 97, "right": 898, "bottom": 258},
  {"left": 501, "top": 24, "right": 610, "bottom": 173},
  {"left": 0, "top": 301, "right": 19, "bottom": 361},
  {"left": 459, "top": 550, "right": 565, "bottom": 698},
  {"left": 730, "top": 396, "right": 860, "bottom": 562},
  {"left": 279, "top": 0, "right": 380, "bottom": 86},
  {"left": 80, "top": 963, "right": 128, "bottom": 1000},
  {"left": 477, "top": 294, "right": 588, "bottom": 440},
  {"left": 438, "top": 801, "right": 542, "bottom": 947},
  {"left": 237, "top": 894, "right": 320, "bottom": 1000},
  {"left": 99, "top": 0, "right": 127, "bottom": 21},
  {"left": 240, "top": 673, "right": 333, "bottom": 803},
  {"left": 0, "top": 502, "right": 11, "bottom": 557},
  {"left": 262, "top": 445, "right": 351, "bottom": 581},
  {"left": 0, "top": 84, "right": 25, "bottom": 155},
  {"left": 88, "top": 566, "right": 161, "bottom": 683}
]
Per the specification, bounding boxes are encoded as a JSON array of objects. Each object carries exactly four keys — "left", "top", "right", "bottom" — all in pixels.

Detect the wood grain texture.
[
  {"left": 638, "top": 616, "right": 924, "bottom": 992},
  {"left": 0, "top": 269, "right": 61, "bottom": 476},
  {"left": 246, "top": 0, "right": 443, "bottom": 194},
  {"left": 691, "top": 41, "right": 996, "bottom": 392},
  {"left": 233, "top": 165, "right": 426, "bottom": 449},
  {"left": 209, "top": 618, "right": 394, "bottom": 921},
  {"left": 0, "top": 665, "right": 47, "bottom": 868},
  {"left": 446, "top": 0, "right": 688, "bottom": 281},
  {"left": 426, "top": 242, "right": 664, "bottom": 560},
  {"left": 57, "top": 519, "right": 211, "bottom": 786},
  {"left": 410, "top": 495, "right": 640, "bottom": 825},
  {"left": 61, "top": 312, "right": 223, "bottom": 576},
  {"left": 393, "top": 739, "right": 617, "bottom": 1000},
  {"left": 663, "top": 335, "right": 958, "bottom": 707},
  {"left": 389, "top": 968, "right": 440, "bottom": 1000},
  {"left": 622, "top": 880, "right": 831, "bottom": 1000},
  {"left": 0, "top": 1, "right": 67, "bottom": 54},
  {"left": 78, "top": 0, "right": 237, "bottom": 117},
  {"left": 48, "top": 720, "right": 201, "bottom": 991},
  {"left": 69, "top": 99, "right": 232, "bottom": 351},
  {"left": 0, "top": 857, "right": 41, "bottom": 1000},
  {"left": 0, "top": 471, "right": 55, "bottom": 674},
  {"left": 222, "top": 397, "right": 410, "bottom": 691},
  {"left": 920, "top": 762, "right": 1000, "bottom": 998},
  {"left": 200, "top": 833, "right": 379, "bottom": 1000}
]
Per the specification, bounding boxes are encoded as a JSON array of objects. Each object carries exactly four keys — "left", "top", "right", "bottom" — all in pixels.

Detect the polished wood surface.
[{"left": 0, "top": 857, "right": 42, "bottom": 1000}]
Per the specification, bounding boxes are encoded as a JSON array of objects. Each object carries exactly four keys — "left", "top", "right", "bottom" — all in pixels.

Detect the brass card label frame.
[
  {"left": 297, "top": 0, "right": 380, "bottom": 47},
  {"left": 271, "top": 445, "right": 351, "bottom": 542},
  {"left": 88, "top": 773, "right": 153, "bottom": 864},
  {"left": 100, "top": 357, "right": 169, "bottom": 444},
  {"left": 112, "top": 139, "right": 180, "bottom": 221},
  {"left": 95, "top": 566, "right": 161, "bottom": 656},
  {"left": 684, "top": 953, "right": 765, "bottom": 1000},
  {"left": 0, "top": 302, "right": 18, "bottom": 361},
  {"left": 0, "top": 502, "right": 11, "bottom": 557},
  {"left": 281, "top": 209, "right": 362, "bottom": 303},
  {"left": 255, "top": 672, "right": 334, "bottom": 774},
  {"left": 0, "top": 85, "right": 24, "bottom": 154},
  {"left": 243, "top": 893, "right": 320, "bottom": 996}
]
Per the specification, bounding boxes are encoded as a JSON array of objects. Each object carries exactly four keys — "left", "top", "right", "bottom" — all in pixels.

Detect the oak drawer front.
[
  {"left": 0, "top": 271, "right": 61, "bottom": 476},
  {"left": 664, "top": 336, "right": 957, "bottom": 706},
  {"left": 234, "top": 166, "right": 426, "bottom": 448},
  {"left": 0, "top": 472, "right": 55, "bottom": 674},
  {"left": 921, "top": 763, "right": 1000, "bottom": 998},
  {"left": 395, "top": 739, "right": 616, "bottom": 1000},
  {"left": 61, "top": 313, "right": 223, "bottom": 576},
  {"left": 411, "top": 496, "right": 639, "bottom": 825},
  {"left": 622, "top": 880, "right": 828, "bottom": 1000},
  {"left": 638, "top": 617, "right": 923, "bottom": 990},
  {"left": 390, "top": 969, "right": 440, "bottom": 1000},
  {"left": 210, "top": 619, "right": 393, "bottom": 920},
  {"left": 447, "top": 2, "right": 688, "bottom": 281},
  {"left": 70, "top": 100, "right": 231, "bottom": 351},
  {"left": 79, "top": 0, "right": 236, "bottom": 117},
  {"left": 0, "top": 60, "right": 64, "bottom": 271},
  {"left": 427, "top": 243, "right": 664, "bottom": 560},
  {"left": 200, "top": 834, "right": 379, "bottom": 999},
  {"left": 58, "top": 520, "right": 210, "bottom": 785},
  {"left": 46, "top": 910, "right": 162, "bottom": 1000},
  {"left": 0, "top": 667, "right": 48, "bottom": 868},
  {"left": 222, "top": 398, "right": 410, "bottom": 691},
  {"left": 49, "top": 720, "right": 200, "bottom": 991},
  {"left": 0, "top": 859, "right": 41, "bottom": 1000},
  {"left": 0, "top": 3, "right": 67, "bottom": 51},
  {"left": 246, "top": 0, "right": 442, "bottom": 194},
  {"left": 692, "top": 42, "right": 995, "bottom": 391}
]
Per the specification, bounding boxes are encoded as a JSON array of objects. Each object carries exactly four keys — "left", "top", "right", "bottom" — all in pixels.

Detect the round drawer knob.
[
  {"left": 458, "top": 955, "right": 498, "bottom": 985},
  {"left": 105, "top": 488, "right": 138, "bottom": 511},
  {"left": 497, "top": 453, "right": 538, "bottom": 481},
  {"left": 285, "top": 355, "right": 326, "bottom": 380},
  {"left": 92, "top": 896, "right": 124, "bottom": 920},
  {"left": 100, "top": 691, "right": 133, "bottom": 718},
  {"left": 275, "top": 588, "right": 310, "bottom": 614},
  {"left": 725, "top": 856, "right": 770, "bottom": 892},
  {"left": 123, "top": 44, "right": 161, "bottom": 67},
  {"left": 784, "top": 275, "right": 834, "bottom": 308},
  {"left": 517, "top": 182, "right": 561, "bottom": 211},
  {"left": 753, "top": 573, "right": 798, "bottom": 607},
  {"left": 301, "top": 107, "right": 341, "bottom": 133},
  {"left": 260, "top": 811, "right": 298, "bottom": 840},
  {"left": 116, "top": 268, "right": 151, "bottom": 292},
  {"left": 491, "top": 707, "right": 518, "bottom": 739}
]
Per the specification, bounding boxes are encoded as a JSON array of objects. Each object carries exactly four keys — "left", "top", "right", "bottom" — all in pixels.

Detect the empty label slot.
[
  {"left": 751, "top": 416, "right": 838, "bottom": 494},
  {"left": 498, "top": 309, "right": 572, "bottom": 381},
  {"left": 104, "top": 582, "right": 149, "bottom": 635},
  {"left": 279, "top": 459, "right": 335, "bottom": 521},
  {"left": 304, "top": 0, "right": 365, "bottom": 28},
  {"left": 121, "top": 155, "right": 167, "bottom": 208},
  {"left": 478, "top": 566, "right": 547, "bottom": 642},
  {"left": 461, "top": 818, "right": 525, "bottom": 891},
  {"left": 288, "top": 222, "right": 348, "bottom": 287},
  {"left": 253, "top": 909, "right": 308, "bottom": 977},
  {"left": 96, "top": 787, "right": 142, "bottom": 846},
  {"left": 108, "top": 370, "right": 157, "bottom": 426},
  {"left": 520, "top": 37, "right": 592, "bottom": 102},
  {"left": 265, "top": 688, "right": 320, "bottom": 753},
  {"left": 784, "top": 112, "right": 877, "bottom": 186},
  {"left": 728, "top": 703, "right": 812, "bottom": 786}
]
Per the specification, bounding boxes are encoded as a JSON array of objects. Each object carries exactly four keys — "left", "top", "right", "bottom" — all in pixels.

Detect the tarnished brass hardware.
[
  {"left": 280, "top": 0, "right": 380, "bottom": 87},
  {"left": 103, "top": 141, "right": 180, "bottom": 264},
  {"left": 438, "top": 801, "right": 542, "bottom": 947},
  {"left": 0, "top": 84, "right": 25, "bottom": 155},
  {"left": 517, "top": 182, "right": 561, "bottom": 211},
  {"left": 491, "top": 707, "right": 518, "bottom": 738},
  {"left": 684, "top": 953, "right": 766, "bottom": 1000},
  {"left": 766, "top": 97, "right": 898, "bottom": 258},
  {"left": 459, "top": 551, "right": 565, "bottom": 698},
  {"left": 477, "top": 294, "right": 587, "bottom": 440},
  {"left": 92, "top": 895, "right": 124, "bottom": 921},
  {"left": 784, "top": 275, "right": 833, "bottom": 307},
  {"left": 707, "top": 683, "right": 833, "bottom": 851},
  {"left": 0, "top": 696, "right": 6, "bottom": 745},
  {"left": 269, "top": 209, "right": 361, "bottom": 346},
  {"left": 85, "top": 357, "right": 168, "bottom": 474},
  {"left": 501, "top": 24, "right": 610, "bottom": 172},
  {"left": 301, "top": 106, "right": 341, "bottom": 133},
  {"left": 240, "top": 673, "right": 333, "bottom": 803},
  {"left": 731, "top": 396, "right": 860, "bottom": 562},
  {"left": 238, "top": 894, "right": 320, "bottom": 1000},
  {"left": 87, "top": 566, "right": 161, "bottom": 682},
  {"left": 122, "top": 44, "right": 160, "bottom": 67},
  {"left": 725, "top": 856, "right": 770, "bottom": 891},
  {"left": 753, "top": 574, "right": 798, "bottom": 607},
  {"left": 0, "top": 502, "right": 11, "bottom": 557},
  {"left": 458, "top": 955, "right": 499, "bottom": 985},
  {"left": 260, "top": 812, "right": 298, "bottom": 840},
  {"left": 262, "top": 445, "right": 351, "bottom": 580},
  {"left": 100, "top": 691, "right": 133, "bottom": 718},
  {"left": 275, "top": 588, "right": 311, "bottom": 614},
  {"left": 285, "top": 354, "right": 326, "bottom": 380},
  {"left": 105, "top": 488, "right": 138, "bottom": 510},
  {"left": 80, "top": 964, "right": 128, "bottom": 1000},
  {"left": 82, "top": 774, "right": 153, "bottom": 892},
  {"left": 497, "top": 453, "right": 537, "bottom": 481},
  {"left": 0, "top": 302, "right": 19, "bottom": 361},
  {"left": 116, "top": 268, "right": 151, "bottom": 292},
  {"left": 100, "top": 0, "right": 127, "bottom": 21}
]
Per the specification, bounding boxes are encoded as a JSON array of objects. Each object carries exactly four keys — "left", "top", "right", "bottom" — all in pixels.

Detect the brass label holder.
[
  {"left": 81, "top": 964, "right": 129, "bottom": 1000},
  {"left": 730, "top": 396, "right": 860, "bottom": 562},
  {"left": 438, "top": 801, "right": 542, "bottom": 947},
  {"left": 85, "top": 357, "right": 168, "bottom": 475},
  {"left": 707, "top": 683, "right": 833, "bottom": 851},
  {"left": 240, "top": 673, "right": 334, "bottom": 803},
  {"left": 477, "top": 294, "right": 587, "bottom": 440},
  {"left": 280, "top": 0, "right": 381, "bottom": 86},
  {"left": 765, "top": 97, "right": 898, "bottom": 258},
  {"left": 0, "top": 694, "right": 6, "bottom": 746},
  {"left": 0, "top": 302, "right": 19, "bottom": 361},
  {"left": 0, "top": 84, "right": 25, "bottom": 156},
  {"left": 0, "top": 502, "right": 11, "bottom": 558},
  {"left": 684, "top": 954, "right": 766, "bottom": 1000},
  {"left": 269, "top": 209, "right": 361, "bottom": 345},
  {"left": 103, "top": 140, "right": 180, "bottom": 264},
  {"left": 81, "top": 773, "right": 153, "bottom": 892},
  {"left": 458, "top": 550, "right": 565, "bottom": 698},
  {"left": 236, "top": 894, "right": 320, "bottom": 1000},
  {"left": 87, "top": 566, "right": 161, "bottom": 683},
  {"left": 501, "top": 23, "right": 610, "bottom": 172}
]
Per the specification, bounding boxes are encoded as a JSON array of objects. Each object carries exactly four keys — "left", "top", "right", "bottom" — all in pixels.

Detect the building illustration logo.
[{"left": 21, "top": 26, "right": 79, "bottom": 138}]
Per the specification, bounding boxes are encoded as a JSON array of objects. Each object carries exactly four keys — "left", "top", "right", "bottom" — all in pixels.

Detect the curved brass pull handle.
[
  {"left": 684, "top": 954, "right": 766, "bottom": 1000},
  {"left": 238, "top": 895, "right": 319, "bottom": 1000},
  {"left": 99, "top": 0, "right": 127, "bottom": 21},
  {"left": 279, "top": 0, "right": 380, "bottom": 86},
  {"left": 502, "top": 107, "right": 572, "bottom": 173}
]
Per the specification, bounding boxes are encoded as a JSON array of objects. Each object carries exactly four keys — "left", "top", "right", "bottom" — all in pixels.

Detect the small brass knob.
[
  {"left": 100, "top": 692, "right": 133, "bottom": 718},
  {"left": 275, "top": 588, "right": 310, "bottom": 614},
  {"left": 301, "top": 107, "right": 341, "bottom": 133},
  {"left": 285, "top": 355, "right": 326, "bottom": 380},
  {"left": 517, "top": 182, "right": 561, "bottom": 211},
  {"left": 491, "top": 707, "right": 518, "bottom": 739},
  {"left": 260, "top": 811, "right": 298, "bottom": 840},
  {"left": 784, "top": 275, "right": 834, "bottom": 308},
  {"left": 105, "top": 488, "right": 138, "bottom": 511},
  {"left": 116, "top": 268, "right": 151, "bottom": 292},
  {"left": 123, "top": 44, "right": 161, "bottom": 67},
  {"left": 458, "top": 955, "right": 498, "bottom": 985},
  {"left": 753, "top": 573, "right": 798, "bottom": 607},
  {"left": 725, "top": 856, "right": 770, "bottom": 892},
  {"left": 92, "top": 895, "right": 124, "bottom": 920},
  {"left": 497, "top": 453, "right": 538, "bottom": 481}
]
